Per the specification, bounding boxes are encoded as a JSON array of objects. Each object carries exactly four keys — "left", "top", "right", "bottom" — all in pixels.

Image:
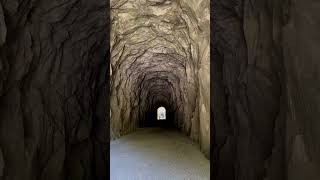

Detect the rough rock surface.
[
  {"left": 0, "top": 0, "right": 319, "bottom": 179},
  {"left": 0, "top": 148, "right": 3, "bottom": 178},
  {"left": 212, "top": 0, "right": 320, "bottom": 179},
  {"left": 110, "top": 0, "right": 210, "bottom": 157},
  {"left": 0, "top": 0, "right": 108, "bottom": 180}
]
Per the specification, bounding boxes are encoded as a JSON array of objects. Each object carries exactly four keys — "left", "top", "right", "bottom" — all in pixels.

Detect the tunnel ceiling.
[{"left": 110, "top": 0, "right": 210, "bottom": 157}]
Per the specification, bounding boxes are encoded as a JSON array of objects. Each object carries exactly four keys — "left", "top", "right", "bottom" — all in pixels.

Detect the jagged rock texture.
[
  {"left": 0, "top": 0, "right": 108, "bottom": 180},
  {"left": 110, "top": 0, "right": 210, "bottom": 157},
  {"left": 212, "top": 0, "right": 320, "bottom": 179},
  {"left": 0, "top": 0, "right": 319, "bottom": 179}
]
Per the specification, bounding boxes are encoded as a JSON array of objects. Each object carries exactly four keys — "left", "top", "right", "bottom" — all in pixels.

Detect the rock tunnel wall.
[
  {"left": 0, "top": 0, "right": 319, "bottom": 179},
  {"left": 212, "top": 0, "right": 320, "bottom": 179},
  {"left": 110, "top": 0, "right": 210, "bottom": 157},
  {"left": 0, "top": 0, "right": 108, "bottom": 180},
  {"left": 110, "top": 0, "right": 210, "bottom": 155}
]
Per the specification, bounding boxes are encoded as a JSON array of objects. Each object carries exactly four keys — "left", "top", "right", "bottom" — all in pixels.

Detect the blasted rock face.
[
  {"left": 0, "top": 0, "right": 108, "bottom": 179},
  {"left": 110, "top": 0, "right": 210, "bottom": 157},
  {"left": 212, "top": 0, "right": 320, "bottom": 179},
  {"left": 0, "top": 148, "right": 3, "bottom": 178}
]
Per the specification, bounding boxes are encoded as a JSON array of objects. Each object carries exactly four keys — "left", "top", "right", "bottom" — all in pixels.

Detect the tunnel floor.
[{"left": 110, "top": 128, "right": 210, "bottom": 180}]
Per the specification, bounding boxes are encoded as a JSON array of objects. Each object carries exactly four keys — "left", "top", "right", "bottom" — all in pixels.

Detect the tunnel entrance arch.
[{"left": 157, "top": 107, "right": 166, "bottom": 120}]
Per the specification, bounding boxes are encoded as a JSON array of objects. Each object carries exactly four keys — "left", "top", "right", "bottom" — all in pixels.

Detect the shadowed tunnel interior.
[
  {"left": 110, "top": 0, "right": 210, "bottom": 155},
  {"left": 0, "top": 0, "right": 320, "bottom": 180},
  {"left": 109, "top": 0, "right": 210, "bottom": 178}
]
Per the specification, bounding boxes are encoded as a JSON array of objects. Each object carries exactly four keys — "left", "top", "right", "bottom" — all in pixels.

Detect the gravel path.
[{"left": 110, "top": 128, "right": 210, "bottom": 180}]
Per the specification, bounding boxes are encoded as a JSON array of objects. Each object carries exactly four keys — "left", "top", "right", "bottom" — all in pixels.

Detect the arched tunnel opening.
[
  {"left": 156, "top": 106, "right": 166, "bottom": 120},
  {"left": 146, "top": 104, "right": 172, "bottom": 127},
  {"left": 110, "top": 0, "right": 210, "bottom": 179}
]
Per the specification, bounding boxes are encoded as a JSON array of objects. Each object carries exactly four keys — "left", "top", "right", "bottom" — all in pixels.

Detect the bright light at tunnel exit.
[{"left": 157, "top": 107, "right": 166, "bottom": 120}]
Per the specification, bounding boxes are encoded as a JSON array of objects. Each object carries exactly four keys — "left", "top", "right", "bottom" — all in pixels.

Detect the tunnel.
[
  {"left": 110, "top": 0, "right": 210, "bottom": 151},
  {"left": 109, "top": 0, "right": 210, "bottom": 178},
  {"left": 0, "top": 0, "right": 320, "bottom": 180}
]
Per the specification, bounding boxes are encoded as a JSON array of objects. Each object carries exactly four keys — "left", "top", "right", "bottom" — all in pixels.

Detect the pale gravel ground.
[{"left": 110, "top": 128, "right": 210, "bottom": 180}]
